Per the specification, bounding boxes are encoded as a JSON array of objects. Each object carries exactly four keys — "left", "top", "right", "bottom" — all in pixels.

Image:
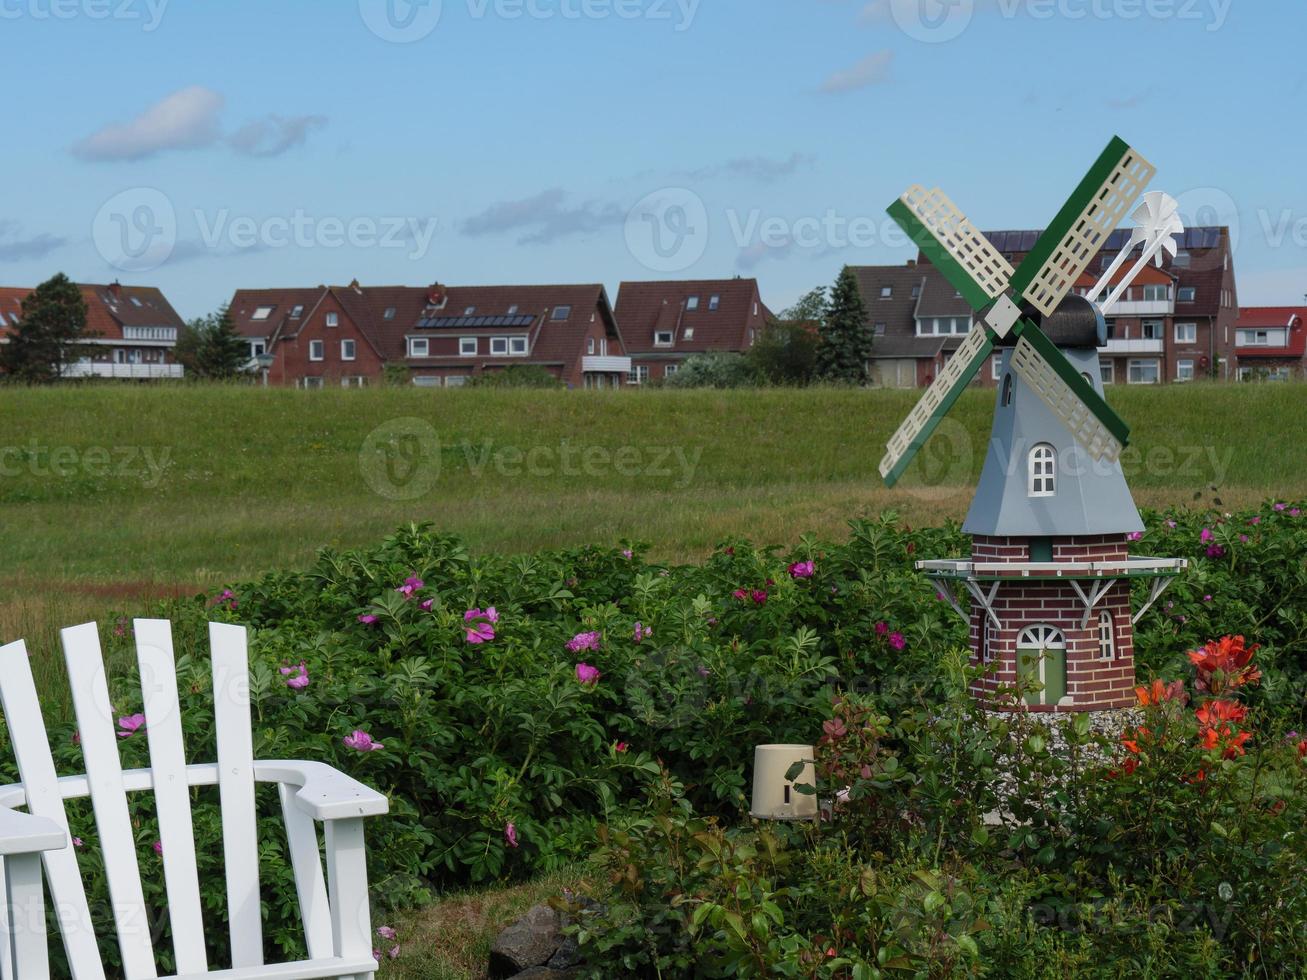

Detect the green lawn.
[{"left": 0, "top": 382, "right": 1298, "bottom": 653}]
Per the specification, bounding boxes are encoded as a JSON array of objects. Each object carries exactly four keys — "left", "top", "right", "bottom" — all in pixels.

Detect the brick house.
[
  {"left": 229, "top": 281, "right": 630, "bottom": 388},
  {"left": 1234, "top": 307, "right": 1306, "bottom": 381},
  {"left": 614, "top": 278, "right": 772, "bottom": 385},
  {"left": 0, "top": 281, "right": 184, "bottom": 379},
  {"left": 852, "top": 225, "right": 1239, "bottom": 387}
]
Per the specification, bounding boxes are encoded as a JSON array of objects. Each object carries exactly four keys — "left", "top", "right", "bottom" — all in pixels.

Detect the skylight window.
[
  {"left": 686, "top": 296, "right": 699, "bottom": 311},
  {"left": 507, "top": 305, "right": 519, "bottom": 315},
  {"left": 708, "top": 295, "right": 720, "bottom": 311},
  {"left": 130, "top": 297, "right": 143, "bottom": 307},
  {"left": 880, "top": 286, "right": 892, "bottom": 299},
  {"left": 384, "top": 307, "right": 397, "bottom": 320},
  {"left": 290, "top": 305, "right": 304, "bottom": 318},
  {"left": 251, "top": 306, "right": 274, "bottom": 321},
  {"left": 465, "top": 306, "right": 477, "bottom": 316},
  {"left": 552, "top": 306, "right": 571, "bottom": 321}
]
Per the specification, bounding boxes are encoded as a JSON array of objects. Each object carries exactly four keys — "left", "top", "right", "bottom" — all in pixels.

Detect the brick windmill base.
[{"left": 920, "top": 535, "right": 1184, "bottom": 713}]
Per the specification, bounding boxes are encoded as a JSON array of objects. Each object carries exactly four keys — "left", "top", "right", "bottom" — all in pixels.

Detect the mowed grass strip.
[{"left": 0, "top": 382, "right": 1298, "bottom": 649}]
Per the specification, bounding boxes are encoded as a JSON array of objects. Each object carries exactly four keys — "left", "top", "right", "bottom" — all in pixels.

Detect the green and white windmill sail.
[{"left": 880, "top": 136, "right": 1156, "bottom": 487}]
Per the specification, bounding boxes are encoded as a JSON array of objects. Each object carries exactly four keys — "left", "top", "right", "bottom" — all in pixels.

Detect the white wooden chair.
[{"left": 0, "top": 620, "right": 389, "bottom": 979}]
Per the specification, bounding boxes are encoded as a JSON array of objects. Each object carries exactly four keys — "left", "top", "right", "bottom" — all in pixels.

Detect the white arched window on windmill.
[
  {"left": 1016, "top": 624, "right": 1066, "bottom": 706},
  {"left": 1099, "top": 610, "right": 1116, "bottom": 661},
  {"left": 1028, "top": 443, "right": 1057, "bottom": 497}
]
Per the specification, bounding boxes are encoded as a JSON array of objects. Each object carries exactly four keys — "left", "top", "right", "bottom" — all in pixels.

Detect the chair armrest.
[
  {"left": 0, "top": 805, "right": 67, "bottom": 856},
  {"left": 254, "top": 761, "right": 389, "bottom": 821}
]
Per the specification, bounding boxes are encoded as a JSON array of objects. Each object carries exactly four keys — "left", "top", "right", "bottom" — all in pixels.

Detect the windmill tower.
[{"left": 880, "top": 138, "right": 1187, "bottom": 713}]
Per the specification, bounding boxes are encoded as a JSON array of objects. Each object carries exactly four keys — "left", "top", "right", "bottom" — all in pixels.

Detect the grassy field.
[{"left": 1, "top": 381, "right": 1300, "bottom": 657}]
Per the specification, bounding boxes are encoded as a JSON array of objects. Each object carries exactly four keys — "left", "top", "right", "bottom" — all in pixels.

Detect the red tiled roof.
[
  {"left": 229, "top": 282, "right": 622, "bottom": 367},
  {"left": 614, "top": 279, "right": 770, "bottom": 355},
  {"left": 0, "top": 283, "right": 183, "bottom": 342},
  {"left": 1235, "top": 306, "right": 1306, "bottom": 359}
]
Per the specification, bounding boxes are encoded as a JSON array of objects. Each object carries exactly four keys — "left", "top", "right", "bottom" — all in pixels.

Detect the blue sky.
[{"left": 2, "top": 0, "right": 1304, "bottom": 319}]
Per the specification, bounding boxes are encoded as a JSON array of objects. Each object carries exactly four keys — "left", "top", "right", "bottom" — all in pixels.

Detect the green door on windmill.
[{"left": 1016, "top": 625, "right": 1066, "bottom": 705}]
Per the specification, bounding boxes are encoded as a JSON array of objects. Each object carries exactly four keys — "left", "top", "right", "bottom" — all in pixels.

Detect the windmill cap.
[{"left": 1005, "top": 294, "right": 1106, "bottom": 349}]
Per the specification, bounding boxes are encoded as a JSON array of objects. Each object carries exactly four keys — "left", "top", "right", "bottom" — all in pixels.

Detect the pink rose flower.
[{"left": 343, "top": 730, "right": 384, "bottom": 752}]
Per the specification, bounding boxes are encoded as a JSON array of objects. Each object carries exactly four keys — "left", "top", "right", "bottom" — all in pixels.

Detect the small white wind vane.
[{"left": 1088, "top": 191, "right": 1184, "bottom": 315}]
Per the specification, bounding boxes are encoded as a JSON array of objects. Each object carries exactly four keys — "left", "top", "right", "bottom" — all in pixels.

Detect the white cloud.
[
  {"left": 228, "top": 115, "right": 328, "bottom": 158},
  {"left": 72, "top": 86, "right": 225, "bottom": 162},
  {"left": 820, "top": 50, "right": 894, "bottom": 94}
]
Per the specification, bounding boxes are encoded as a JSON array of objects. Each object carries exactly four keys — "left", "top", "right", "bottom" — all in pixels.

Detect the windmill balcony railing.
[
  {"left": 916, "top": 556, "right": 1188, "bottom": 581},
  {"left": 1101, "top": 298, "right": 1173, "bottom": 317}
]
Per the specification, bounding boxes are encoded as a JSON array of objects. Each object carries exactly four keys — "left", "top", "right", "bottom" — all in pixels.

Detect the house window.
[
  {"left": 445, "top": 375, "right": 468, "bottom": 387},
  {"left": 551, "top": 306, "right": 571, "bottom": 321},
  {"left": 384, "top": 307, "right": 397, "bottom": 320},
  {"left": 1178, "top": 287, "right": 1196, "bottom": 302},
  {"left": 1175, "top": 322, "right": 1197, "bottom": 344},
  {"left": 309, "top": 340, "right": 324, "bottom": 362},
  {"left": 683, "top": 327, "right": 695, "bottom": 340},
  {"left": 1173, "top": 251, "right": 1191, "bottom": 268},
  {"left": 1177, "top": 359, "right": 1195, "bottom": 382},
  {"left": 1141, "top": 320, "right": 1163, "bottom": 340},
  {"left": 686, "top": 296, "right": 699, "bottom": 311},
  {"left": 507, "top": 304, "right": 519, "bottom": 315},
  {"left": 1099, "top": 611, "right": 1116, "bottom": 661},
  {"left": 874, "top": 322, "right": 886, "bottom": 337},
  {"left": 1016, "top": 625, "right": 1067, "bottom": 706},
  {"left": 251, "top": 306, "right": 274, "bottom": 321},
  {"left": 408, "top": 337, "right": 429, "bottom": 357},
  {"left": 628, "top": 364, "right": 650, "bottom": 385},
  {"left": 302, "top": 376, "right": 324, "bottom": 389},
  {"left": 587, "top": 337, "right": 596, "bottom": 355},
  {"left": 654, "top": 331, "right": 674, "bottom": 347},
  {"left": 879, "top": 286, "right": 892, "bottom": 299},
  {"left": 464, "top": 306, "right": 476, "bottom": 316},
  {"left": 991, "top": 356, "right": 1002, "bottom": 381},
  {"left": 510, "top": 336, "right": 528, "bottom": 355},
  {"left": 1001, "top": 374, "right": 1013, "bottom": 407},
  {"left": 250, "top": 341, "right": 266, "bottom": 357},
  {"left": 1100, "top": 360, "right": 1114, "bottom": 385},
  {"left": 1142, "top": 284, "right": 1169, "bottom": 302},
  {"left": 490, "top": 337, "right": 509, "bottom": 356},
  {"left": 979, "top": 623, "right": 992, "bottom": 664},
  {"left": 1128, "top": 359, "right": 1160, "bottom": 384},
  {"left": 460, "top": 337, "right": 477, "bottom": 356},
  {"left": 911, "top": 284, "right": 921, "bottom": 299},
  {"left": 664, "top": 364, "right": 679, "bottom": 376},
  {"left": 709, "top": 295, "right": 720, "bottom": 311},
  {"left": 341, "top": 339, "right": 356, "bottom": 361},
  {"left": 290, "top": 305, "right": 304, "bottom": 319},
  {"left": 1028, "top": 444, "right": 1056, "bottom": 497},
  {"left": 413, "top": 376, "right": 440, "bottom": 388},
  {"left": 341, "top": 376, "right": 366, "bottom": 388}
]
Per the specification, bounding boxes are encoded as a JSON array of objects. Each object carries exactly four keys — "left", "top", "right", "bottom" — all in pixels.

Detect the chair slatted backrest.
[
  {"left": 0, "top": 639, "right": 106, "bottom": 979},
  {"left": 0, "top": 620, "right": 269, "bottom": 977},
  {"left": 134, "top": 619, "right": 208, "bottom": 975}
]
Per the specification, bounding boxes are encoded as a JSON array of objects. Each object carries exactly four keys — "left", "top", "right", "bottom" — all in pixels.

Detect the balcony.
[
  {"left": 1099, "top": 338, "right": 1164, "bottom": 355},
  {"left": 63, "top": 362, "right": 184, "bottom": 380},
  {"left": 1103, "top": 299, "right": 1173, "bottom": 317},
  {"left": 582, "top": 355, "right": 632, "bottom": 374}
]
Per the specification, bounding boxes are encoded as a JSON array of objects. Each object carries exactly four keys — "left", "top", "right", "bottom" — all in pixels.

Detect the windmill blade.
[
  {"left": 1008, "top": 328, "right": 1129, "bottom": 462},
  {"left": 888, "top": 185, "right": 1015, "bottom": 312},
  {"left": 1009, "top": 137, "right": 1156, "bottom": 317},
  {"left": 880, "top": 326, "right": 995, "bottom": 486}
]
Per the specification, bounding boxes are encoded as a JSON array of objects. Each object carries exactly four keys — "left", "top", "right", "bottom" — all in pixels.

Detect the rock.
[
  {"left": 513, "top": 969, "right": 577, "bottom": 979},
  {"left": 488, "top": 904, "right": 564, "bottom": 978}
]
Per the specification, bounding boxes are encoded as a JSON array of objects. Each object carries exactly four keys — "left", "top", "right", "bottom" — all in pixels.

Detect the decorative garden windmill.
[{"left": 881, "top": 137, "right": 1187, "bottom": 712}]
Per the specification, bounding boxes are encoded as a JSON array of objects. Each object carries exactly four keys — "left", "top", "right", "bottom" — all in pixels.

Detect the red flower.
[
  {"left": 1187, "top": 636, "right": 1261, "bottom": 695},
  {"left": 1195, "top": 699, "right": 1248, "bottom": 727},
  {"left": 1297, "top": 740, "right": 1307, "bottom": 759},
  {"left": 1196, "top": 699, "right": 1251, "bottom": 758},
  {"left": 1135, "top": 679, "right": 1188, "bottom": 707}
]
